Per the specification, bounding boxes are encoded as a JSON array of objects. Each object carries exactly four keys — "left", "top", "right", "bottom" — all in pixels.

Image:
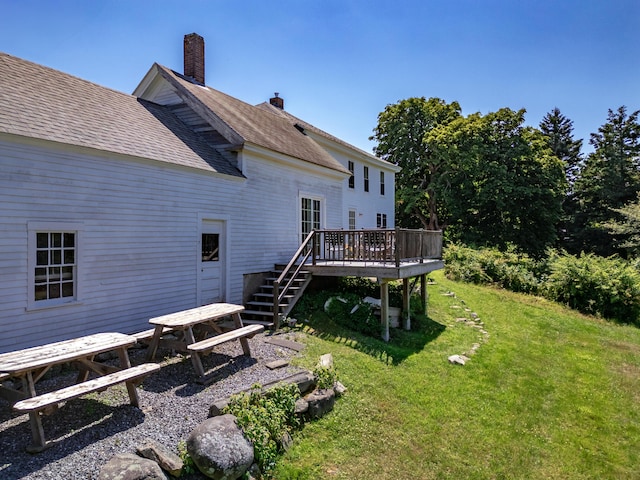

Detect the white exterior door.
[
  {"left": 199, "top": 220, "right": 225, "bottom": 305},
  {"left": 301, "top": 196, "right": 322, "bottom": 242}
]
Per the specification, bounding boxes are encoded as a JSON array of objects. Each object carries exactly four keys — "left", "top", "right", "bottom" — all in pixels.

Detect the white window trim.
[
  {"left": 298, "top": 192, "right": 325, "bottom": 240},
  {"left": 27, "top": 221, "right": 84, "bottom": 311}
]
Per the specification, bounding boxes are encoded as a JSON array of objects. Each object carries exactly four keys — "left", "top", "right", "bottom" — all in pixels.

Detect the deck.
[
  {"left": 274, "top": 228, "right": 444, "bottom": 340},
  {"left": 306, "top": 258, "right": 444, "bottom": 279},
  {"left": 305, "top": 228, "right": 443, "bottom": 279}
]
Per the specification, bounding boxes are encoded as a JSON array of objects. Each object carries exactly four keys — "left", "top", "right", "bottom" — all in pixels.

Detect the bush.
[
  {"left": 444, "top": 244, "right": 542, "bottom": 294},
  {"left": 444, "top": 244, "right": 640, "bottom": 325},
  {"left": 323, "top": 292, "right": 379, "bottom": 336},
  {"left": 545, "top": 252, "right": 640, "bottom": 324},
  {"left": 223, "top": 383, "right": 301, "bottom": 477}
]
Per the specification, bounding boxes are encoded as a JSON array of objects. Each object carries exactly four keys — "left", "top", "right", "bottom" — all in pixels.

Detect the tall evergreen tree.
[
  {"left": 539, "top": 108, "right": 583, "bottom": 251},
  {"left": 539, "top": 107, "right": 583, "bottom": 189},
  {"left": 573, "top": 106, "right": 640, "bottom": 255}
]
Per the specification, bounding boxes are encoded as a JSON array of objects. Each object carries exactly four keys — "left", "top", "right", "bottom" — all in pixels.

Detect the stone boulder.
[
  {"left": 187, "top": 414, "right": 254, "bottom": 480},
  {"left": 98, "top": 453, "right": 167, "bottom": 480},
  {"left": 136, "top": 440, "right": 183, "bottom": 477},
  {"left": 305, "top": 388, "right": 335, "bottom": 419}
]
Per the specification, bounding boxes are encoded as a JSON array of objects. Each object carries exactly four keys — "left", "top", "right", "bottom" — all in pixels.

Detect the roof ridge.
[{"left": 0, "top": 51, "right": 137, "bottom": 100}]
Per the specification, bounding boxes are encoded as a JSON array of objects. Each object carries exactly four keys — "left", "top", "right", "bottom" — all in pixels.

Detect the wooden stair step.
[
  {"left": 242, "top": 319, "right": 275, "bottom": 327},
  {"left": 246, "top": 301, "right": 289, "bottom": 308},
  {"left": 243, "top": 309, "right": 277, "bottom": 318}
]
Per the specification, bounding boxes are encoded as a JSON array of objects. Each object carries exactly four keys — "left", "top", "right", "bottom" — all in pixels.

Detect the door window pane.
[{"left": 202, "top": 233, "right": 220, "bottom": 261}]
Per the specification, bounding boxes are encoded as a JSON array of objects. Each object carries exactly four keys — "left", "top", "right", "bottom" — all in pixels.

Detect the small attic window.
[{"left": 294, "top": 123, "right": 306, "bottom": 135}]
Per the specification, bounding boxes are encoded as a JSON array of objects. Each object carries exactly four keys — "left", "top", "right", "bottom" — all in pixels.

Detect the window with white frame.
[
  {"left": 301, "top": 197, "right": 321, "bottom": 243},
  {"left": 28, "top": 222, "right": 81, "bottom": 308},
  {"left": 349, "top": 209, "right": 356, "bottom": 230},
  {"left": 364, "top": 166, "right": 369, "bottom": 192},
  {"left": 380, "top": 171, "right": 385, "bottom": 195},
  {"left": 376, "top": 213, "right": 387, "bottom": 228},
  {"left": 348, "top": 161, "right": 355, "bottom": 189}
]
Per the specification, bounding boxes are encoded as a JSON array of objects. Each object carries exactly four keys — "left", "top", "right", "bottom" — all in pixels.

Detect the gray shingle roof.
[
  {"left": 0, "top": 52, "right": 242, "bottom": 177},
  {"left": 256, "top": 101, "right": 397, "bottom": 170},
  {"left": 156, "top": 65, "right": 351, "bottom": 175}
]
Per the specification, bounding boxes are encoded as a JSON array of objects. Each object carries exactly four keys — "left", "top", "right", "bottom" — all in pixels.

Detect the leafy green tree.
[
  {"left": 604, "top": 194, "right": 640, "bottom": 257},
  {"left": 573, "top": 106, "right": 640, "bottom": 255},
  {"left": 371, "top": 97, "right": 461, "bottom": 229},
  {"left": 429, "top": 108, "right": 566, "bottom": 256}
]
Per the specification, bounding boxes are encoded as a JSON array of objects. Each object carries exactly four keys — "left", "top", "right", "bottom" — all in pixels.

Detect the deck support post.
[
  {"left": 420, "top": 274, "right": 428, "bottom": 315},
  {"left": 402, "top": 278, "right": 411, "bottom": 330},
  {"left": 379, "top": 279, "right": 390, "bottom": 342}
]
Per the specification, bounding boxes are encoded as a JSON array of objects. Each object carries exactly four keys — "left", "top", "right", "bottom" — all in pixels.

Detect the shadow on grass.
[{"left": 303, "top": 312, "right": 446, "bottom": 365}]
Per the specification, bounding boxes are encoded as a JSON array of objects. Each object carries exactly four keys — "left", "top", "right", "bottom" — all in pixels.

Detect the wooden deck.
[
  {"left": 305, "top": 258, "right": 444, "bottom": 279},
  {"left": 306, "top": 228, "right": 443, "bottom": 279},
  {"left": 272, "top": 228, "right": 444, "bottom": 340}
]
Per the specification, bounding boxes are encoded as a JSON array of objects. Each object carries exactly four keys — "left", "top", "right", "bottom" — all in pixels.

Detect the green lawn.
[{"left": 275, "top": 271, "right": 640, "bottom": 479}]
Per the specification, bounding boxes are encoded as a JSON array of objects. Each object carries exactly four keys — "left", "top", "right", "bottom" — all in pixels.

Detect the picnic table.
[
  {"left": 0, "top": 332, "right": 159, "bottom": 452},
  {"left": 144, "top": 303, "right": 264, "bottom": 379}
]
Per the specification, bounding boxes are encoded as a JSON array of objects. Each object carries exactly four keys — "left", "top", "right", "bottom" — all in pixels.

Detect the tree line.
[{"left": 371, "top": 98, "right": 640, "bottom": 258}]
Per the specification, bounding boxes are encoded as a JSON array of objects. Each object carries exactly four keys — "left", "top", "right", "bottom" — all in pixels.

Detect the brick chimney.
[
  {"left": 270, "top": 92, "right": 284, "bottom": 110},
  {"left": 184, "top": 33, "right": 205, "bottom": 85}
]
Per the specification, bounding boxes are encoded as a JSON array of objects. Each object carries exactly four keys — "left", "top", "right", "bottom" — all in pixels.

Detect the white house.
[{"left": 0, "top": 34, "right": 399, "bottom": 352}]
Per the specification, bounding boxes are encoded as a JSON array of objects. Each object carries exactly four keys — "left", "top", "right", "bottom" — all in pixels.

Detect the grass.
[{"left": 274, "top": 271, "right": 640, "bottom": 479}]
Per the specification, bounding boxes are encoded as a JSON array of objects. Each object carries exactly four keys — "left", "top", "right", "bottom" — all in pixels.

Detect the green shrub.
[
  {"left": 445, "top": 244, "right": 640, "bottom": 325},
  {"left": 324, "top": 292, "right": 379, "bottom": 336},
  {"left": 223, "top": 383, "right": 301, "bottom": 477},
  {"left": 314, "top": 364, "right": 338, "bottom": 390},
  {"left": 443, "top": 244, "right": 542, "bottom": 294},
  {"left": 336, "top": 277, "right": 403, "bottom": 308},
  {"left": 545, "top": 252, "right": 640, "bottom": 324}
]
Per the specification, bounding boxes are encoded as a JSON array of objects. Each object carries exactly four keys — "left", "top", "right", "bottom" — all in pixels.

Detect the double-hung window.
[
  {"left": 348, "top": 161, "right": 355, "bottom": 189},
  {"left": 28, "top": 222, "right": 81, "bottom": 309},
  {"left": 364, "top": 166, "right": 369, "bottom": 192},
  {"left": 376, "top": 213, "right": 387, "bottom": 229},
  {"left": 380, "top": 171, "right": 385, "bottom": 195}
]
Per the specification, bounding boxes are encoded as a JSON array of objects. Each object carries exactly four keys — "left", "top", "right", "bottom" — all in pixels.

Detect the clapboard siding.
[
  {"left": 0, "top": 136, "right": 347, "bottom": 352},
  {"left": 1, "top": 139, "right": 229, "bottom": 351},
  {"left": 318, "top": 143, "right": 397, "bottom": 229}
]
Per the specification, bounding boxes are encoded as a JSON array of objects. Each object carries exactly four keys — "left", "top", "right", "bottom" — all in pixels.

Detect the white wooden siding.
[
  {"left": 0, "top": 137, "right": 345, "bottom": 352},
  {"left": 319, "top": 146, "right": 396, "bottom": 229}
]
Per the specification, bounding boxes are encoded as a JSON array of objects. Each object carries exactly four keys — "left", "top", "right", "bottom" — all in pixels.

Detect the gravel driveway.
[{"left": 0, "top": 331, "right": 306, "bottom": 479}]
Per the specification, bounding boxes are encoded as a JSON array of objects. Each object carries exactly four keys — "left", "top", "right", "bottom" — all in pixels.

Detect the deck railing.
[{"left": 311, "top": 228, "right": 443, "bottom": 267}]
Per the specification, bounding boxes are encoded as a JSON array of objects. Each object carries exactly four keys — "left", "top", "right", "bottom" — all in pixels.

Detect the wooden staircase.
[{"left": 242, "top": 264, "right": 313, "bottom": 328}]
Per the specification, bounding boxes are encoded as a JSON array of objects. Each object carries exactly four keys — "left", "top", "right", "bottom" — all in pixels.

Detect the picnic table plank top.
[
  {"left": 149, "top": 303, "right": 245, "bottom": 328},
  {"left": 0, "top": 332, "right": 135, "bottom": 375}
]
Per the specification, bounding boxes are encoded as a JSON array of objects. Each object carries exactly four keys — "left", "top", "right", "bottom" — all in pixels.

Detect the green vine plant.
[
  {"left": 223, "top": 383, "right": 301, "bottom": 478},
  {"left": 177, "top": 440, "right": 196, "bottom": 475},
  {"left": 313, "top": 365, "right": 338, "bottom": 390}
]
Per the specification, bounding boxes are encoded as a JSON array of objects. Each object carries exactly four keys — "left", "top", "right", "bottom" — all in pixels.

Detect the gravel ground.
[{"left": 0, "top": 331, "right": 307, "bottom": 479}]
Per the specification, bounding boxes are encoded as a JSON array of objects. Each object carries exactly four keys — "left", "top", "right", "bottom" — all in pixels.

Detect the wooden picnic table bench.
[
  {"left": 145, "top": 303, "right": 264, "bottom": 379},
  {"left": 0, "top": 332, "right": 159, "bottom": 452}
]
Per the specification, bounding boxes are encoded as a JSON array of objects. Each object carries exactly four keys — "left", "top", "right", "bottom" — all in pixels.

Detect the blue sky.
[{"left": 1, "top": 0, "right": 638, "bottom": 154}]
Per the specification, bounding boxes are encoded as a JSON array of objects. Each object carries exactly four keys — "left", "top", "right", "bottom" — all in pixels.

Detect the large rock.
[
  {"left": 187, "top": 414, "right": 254, "bottom": 480},
  {"left": 98, "top": 453, "right": 167, "bottom": 480},
  {"left": 136, "top": 440, "right": 184, "bottom": 477},
  {"left": 305, "top": 388, "right": 335, "bottom": 419}
]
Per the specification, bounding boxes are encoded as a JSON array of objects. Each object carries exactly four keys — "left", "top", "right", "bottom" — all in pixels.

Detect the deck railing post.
[
  {"left": 273, "top": 279, "right": 280, "bottom": 329},
  {"left": 395, "top": 228, "right": 400, "bottom": 267}
]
